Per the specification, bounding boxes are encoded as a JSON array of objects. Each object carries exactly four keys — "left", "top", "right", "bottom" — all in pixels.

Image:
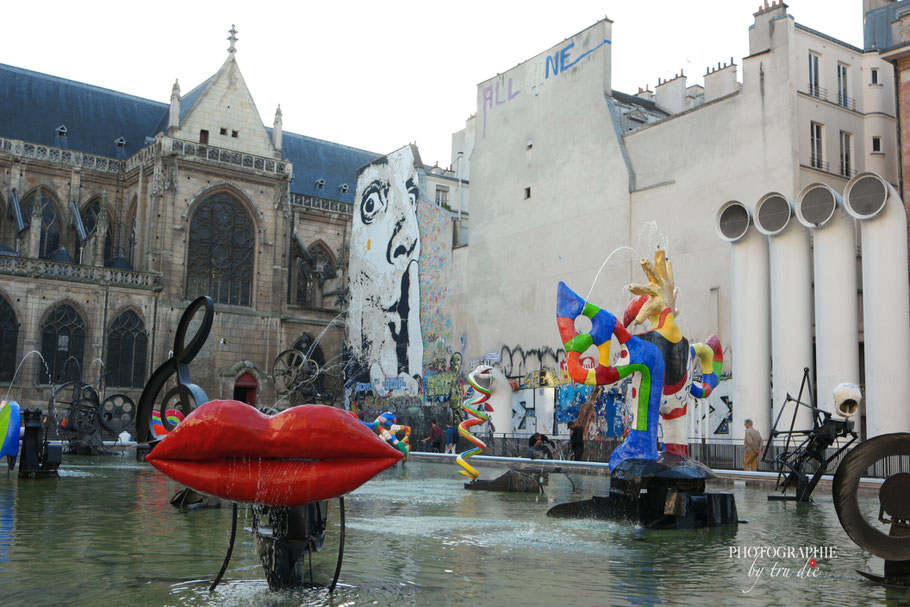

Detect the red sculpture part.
[{"left": 146, "top": 400, "right": 403, "bottom": 506}]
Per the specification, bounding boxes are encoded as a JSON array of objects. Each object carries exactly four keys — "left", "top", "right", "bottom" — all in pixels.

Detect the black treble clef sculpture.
[{"left": 136, "top": 296, "right": 214, "bottom": 449}]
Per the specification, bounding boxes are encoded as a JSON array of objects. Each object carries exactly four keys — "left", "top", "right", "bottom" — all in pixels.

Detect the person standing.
[
  {"left": 744, "top": 418, "right": 762, "bottom": 471},
  {"left": 569, "top": 422, "right": 585, "bottom": 461},
  {"left": 444, "top": 422, "right": 456, "bottom": 454},
  {"left": 421, "top": 420, "right": 444, "bottom": 453}
]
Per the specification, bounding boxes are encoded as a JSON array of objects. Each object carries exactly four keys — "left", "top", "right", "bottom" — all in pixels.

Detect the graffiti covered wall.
[
  {"left": 417, "top": 198, "right": 460, "bottom": 368},
  {"left": 347, "top": 144, "right": 423, "bottom": 395},
  {"left": 690, "top": 377, "right": 734, "bottom": 439}
]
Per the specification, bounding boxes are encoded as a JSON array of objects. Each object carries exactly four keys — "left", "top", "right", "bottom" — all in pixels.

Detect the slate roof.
[
  {"left": 275, "top": 129, "right": 380, "bottom": 202},
  {"left": 0, "top": 63, "right": 379, "bottom": 204},
  {"left": 0, "top": 63, "right": 168, "bottom": 158},
  {"left": 152, "top": 75, "right": 216, "bottom": 136}
]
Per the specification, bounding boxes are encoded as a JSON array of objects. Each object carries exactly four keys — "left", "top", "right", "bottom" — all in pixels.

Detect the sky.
[{"left": 3, "top": 1, "right": 863, "bottom": 168}]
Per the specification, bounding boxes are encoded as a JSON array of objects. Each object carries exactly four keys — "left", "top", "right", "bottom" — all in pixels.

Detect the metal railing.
[
  {"left": 462, "top": 435, "right": 905, "bottom": 479},
  {"left": 839, "top": 164, "right": 857, "bottom": 178},
  {"left": 837, "top": 92, "right": 857, "bottom": 111},
  {"left": 689, "top": 441, "right": 906, "bottom": 478},
  {"left": 807, "top": 84, "right": 827, "bottom": 100},
  {"left": 809, "top": 155, "right": 829, "bottom": 171}
]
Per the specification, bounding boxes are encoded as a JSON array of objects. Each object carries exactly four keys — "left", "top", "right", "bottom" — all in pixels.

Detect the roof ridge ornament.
[{"left": 227, "top": 25, "right": 238, "bottom": 55}]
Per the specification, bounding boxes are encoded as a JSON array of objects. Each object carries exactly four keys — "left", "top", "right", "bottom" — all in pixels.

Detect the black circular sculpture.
[
  {"left": 833, "top": 432, "right": 910, "bottom": 586},
  {"left": 99, "top": 394, "right": 136, "bottom": 434},
  {"left": 136, "top": 296, "right": 213, "bottom": 445}
]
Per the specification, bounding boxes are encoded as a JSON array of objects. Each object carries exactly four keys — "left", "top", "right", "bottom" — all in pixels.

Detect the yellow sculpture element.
[
  {"left": 627, "top": 248, "right": 682, "bottom": 342},
  {"left": 691, "top": 342, "right": 717, "bottom": 376}
]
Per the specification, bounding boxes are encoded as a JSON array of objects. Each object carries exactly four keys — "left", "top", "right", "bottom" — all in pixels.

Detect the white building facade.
[{"left": 447, "top": 3, "right": 903, "bottom": 443}]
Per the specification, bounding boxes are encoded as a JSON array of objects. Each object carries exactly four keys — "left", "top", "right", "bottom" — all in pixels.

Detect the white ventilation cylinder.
[
  {"left": 844, "top": 172, "right": 910, "bottom": 436},
  {"left": 754, "top": 192, "right": 814, "bottom": 433},
  {"left": 716, "top": 201, "right": 771, "bottom": 440},
  {"left": 795, "top": 183, "right": 860, "bottom": 415}
]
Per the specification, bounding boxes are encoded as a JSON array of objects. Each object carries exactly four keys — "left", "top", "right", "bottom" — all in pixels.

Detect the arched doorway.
[{"left": 233, "top": 372, "right": 258, "bottom": 407}]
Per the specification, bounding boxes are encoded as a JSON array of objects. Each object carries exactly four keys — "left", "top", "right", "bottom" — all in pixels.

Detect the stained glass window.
[
  {"left": 75, "top": 197, "right": 114, "bottom": 264},
  {"left": 126, "top": 211, "right": 137, "bottom": 268},
  {"left": 293, "top": 256, "right": 314, "bottom": 306},
  {"left": 185, "top": 192, "right": 253, "bottom": 306},
  {"left": 0, "top": 296, "right": 17, "bottom": 382},
  {"left": 21, "top": 189, "right": 60, "bottom": 259},
  {"left": 290, "top": 244, "right": 335, "bottom": 308},
  {"left": 39, "top": 303, "right": 86, "bottom": 384},
  {"left": 106, "top": 310, "right": 148, "bottom": 388}
]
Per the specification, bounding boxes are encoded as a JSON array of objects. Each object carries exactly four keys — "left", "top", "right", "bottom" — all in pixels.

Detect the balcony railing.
[
  {"left": 809, "top": 155, "right": 829, "bottom": 171},
  {"left": 807, "top": 83, "right": 827, "bottom": 100},
  {"left": 0, "top": 137, "right": 122, "bottom": 174},
  {"left": 167, "top": 138, "right": 292, "bottom": 179},
  {"left": 837, "top": 92, "right": 857, "bottom": 111},
  {"left": 0, "top": 254, "right": 162, "bottom": 290},
  {"left": 290, "top": 193, "right": 353, "bottom": 216},
  {"left": 839, "top": 164, "right": 857, "bottom": 178}
]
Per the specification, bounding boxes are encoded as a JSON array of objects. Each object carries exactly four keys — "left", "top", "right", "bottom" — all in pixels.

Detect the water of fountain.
[
  {"left": 300, "top": 311, "right": 346, "bottom": 361},
  {"left": 3, "top": 350, "right": 50, "bottom": 404},
  {"left": 584, "top": 245, "right": 640, "bottom": 305}
]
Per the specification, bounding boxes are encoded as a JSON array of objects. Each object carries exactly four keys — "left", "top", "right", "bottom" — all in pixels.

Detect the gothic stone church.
[{"left": 0, "top": 28, "right": 378, "bottom": 415}]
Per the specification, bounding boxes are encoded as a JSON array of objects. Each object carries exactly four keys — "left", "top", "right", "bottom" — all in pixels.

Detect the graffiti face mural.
[{"left": 348, "top": 145, "right": 423, "bottom": 394}]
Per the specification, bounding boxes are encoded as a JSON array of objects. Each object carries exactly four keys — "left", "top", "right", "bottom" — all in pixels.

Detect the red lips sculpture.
[{"left": 146, "top": 400, "right": 403, "bottom": 506}]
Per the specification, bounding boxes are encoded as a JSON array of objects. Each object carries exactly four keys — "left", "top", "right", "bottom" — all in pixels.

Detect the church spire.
[
  {"left": 227, "top": 25, "right": 238, "bottom": 55},
  {"left": 272, "top": 104, "right": 283, "bottom": 152},
  {"left": 168, "top": 79, "right": 181, "bottom": 134}
]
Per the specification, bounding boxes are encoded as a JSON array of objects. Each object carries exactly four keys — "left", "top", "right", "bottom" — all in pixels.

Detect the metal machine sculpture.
[
  {"left": 2, "top": 397, "right": 62, "bottom": 479},
  {"left": 50, "top": 379, "right": 136, "bottom": 455},
  {"left": 548, "top": 252, "right": 737, "bottom": 528},
  {"left": 833, "top": 432, "right": 910, "bottom": 587},
  {"left": 138, "top": 296, "right": 402, "bottom": 590},
  {"left": 17, "top": 406, "right": 62, "bottom": 479},
  {"left": 271, "top": 346, "right": 338, "bottom": 406},
  {"left": 763, "top": 368, "right": 859, "bottom": 502}
]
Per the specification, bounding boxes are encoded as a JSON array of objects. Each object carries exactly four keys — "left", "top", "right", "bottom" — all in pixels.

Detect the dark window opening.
[
  {"left": 0, "top": 296, "right": 18, "bottom": 382},
  {"left": 21, "top": 190, "right": 61, "bottom": 259},
  {"left": 871, "top": 68, "right": 879, "bottom": 85},
  {"left": 872, "top": 136, "right": 882, "bottom": 153},
  {"left": 220, "top": 127, "right": 228, "bottom": 136},
  {"left": 106, "top": 310, "right": 148, "bottom": 388},
  {"left": 289, "top": 244, "right": 335, "bottom": 308},
  {"left": 524, "top": 187, "right": 531, "bottom": 199},
  {"left": 199, "top": 130, "right": 209, "bottom": 144},
  {"left": 39, "top": 303, "right": 86, "bottom": 384},
  {"left": 231, "top": 130, "right": 238, "bottom": 138},
  {"left": 74, "top": 198, "right": 114, "bottom": 264},
  {"left": 810, "top": 122, "right": 824, "bottom": 169}
]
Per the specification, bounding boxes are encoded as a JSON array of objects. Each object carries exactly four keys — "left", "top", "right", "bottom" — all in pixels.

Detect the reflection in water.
[{"left": 0, "top": 458, "right": 902, "bottom": 606}]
